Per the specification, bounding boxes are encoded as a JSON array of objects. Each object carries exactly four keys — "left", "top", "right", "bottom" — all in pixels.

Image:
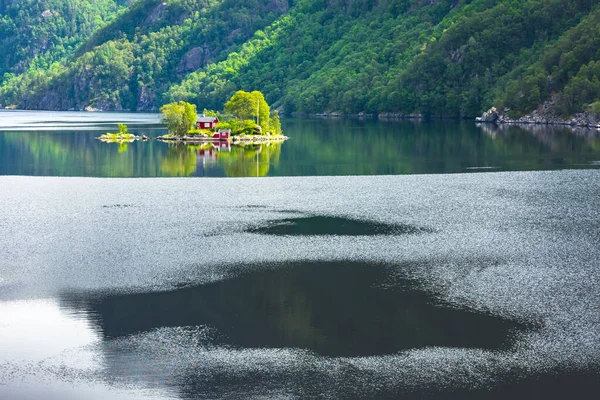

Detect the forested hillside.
[
  {"left": 0, "top": 0, "right": 127, "bottom": 101},
  {"left": 1, "top": 0, "right": 599, "bottom": 117}
]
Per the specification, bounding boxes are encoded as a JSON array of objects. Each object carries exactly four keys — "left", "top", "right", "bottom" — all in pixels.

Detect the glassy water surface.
[{"left": 1, "top": 110, "right": 599, "bottom": 177}]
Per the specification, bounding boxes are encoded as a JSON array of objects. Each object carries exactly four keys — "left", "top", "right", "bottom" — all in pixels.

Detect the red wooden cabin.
[
  {"left": 212, "top": 129, "right": 231, "bottom": 140},
  {"left": 196, "top": 115, "right": 219, "bottom": 129}
]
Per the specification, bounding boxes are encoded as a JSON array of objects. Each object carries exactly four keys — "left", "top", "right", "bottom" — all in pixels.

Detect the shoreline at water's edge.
[
  {"left": 96, "top": 133, "right": 149, "bottom": 143},
  {"left": 292, "top": 112, "right": 462, "bottom": 120},
  {"left": 4, "top": 106, "right": 599, "bottom": 129},
  {"left": 294, "top": 112, "right": 600, "bottom": 129},
  {"left": 476, "top": 107, "right": 600, "bottom": 129},
  {"left": 476, "top": 119, "right": 600, "bottom": 129},
  {"left": 232, "top": 135, "right": 288, "bottom": 143},
  {"left": 156, "top": 135, "right": 289, "bottom": 144}
]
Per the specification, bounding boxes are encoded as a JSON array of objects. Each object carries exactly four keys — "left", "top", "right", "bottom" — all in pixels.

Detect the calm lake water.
[
  {"left": 1, "top": 110, "right": 599, "bottom": 177},
  {"left": 0, "top": 111, "right": 599, "bottom": 399}
]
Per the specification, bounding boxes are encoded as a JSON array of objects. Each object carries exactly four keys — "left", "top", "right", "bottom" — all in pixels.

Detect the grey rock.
[
  {"left": 176, "top": 46, "right": 211, "bottom": 73},
  {"left": 143, "top": 2, "right": 167, "bottom": 26},
  {"left": 268, "top": 0, "right": 289, "bottom": 13},
  {"left": 477, "top": 107, "right": 499, "bottom": 123},
  {"left": 137, "top": 85, "right": 155, "bottom": 111}
]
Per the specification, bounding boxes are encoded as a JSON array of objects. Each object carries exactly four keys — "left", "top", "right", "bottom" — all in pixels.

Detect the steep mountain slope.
[
  {"left": 0, "top": 0, "right": 126, "bottom": 102},
  {"left": 0, "top": 0, "right": 126, "bottom": 74},
  {"left": 1, "top": 0, "right": 290, "bottom": 110},
  {"left": 1, "top": 0, "right": 599, "bottom": 118}
]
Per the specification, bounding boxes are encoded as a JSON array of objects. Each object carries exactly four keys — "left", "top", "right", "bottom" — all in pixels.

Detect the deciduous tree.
[
  {"left": 160, "top": 101, "right": 197, "bottom": 136},
  {"left": 224, "top": 90, "right": 270, "bottom": 130}
]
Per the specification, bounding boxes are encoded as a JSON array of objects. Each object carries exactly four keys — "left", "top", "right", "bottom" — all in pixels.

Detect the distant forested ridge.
[{"left": 1, "top": 0, "right": 599, "bottom": 118}]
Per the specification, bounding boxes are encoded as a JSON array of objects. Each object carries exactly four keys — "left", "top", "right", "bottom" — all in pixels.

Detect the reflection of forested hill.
[
  {"left": 1, "top": 119, "right": 599, "bottom": 177},
  {"left": 71, "top": 261, "right": 530, "bottom": 357},
  {"left": 1, "top": 1, "right": 599, "bottom": 118},
  {"left": 0, "top": 130, "right": 165, "bottom": 177},
  {"left": 0, "top": 131, "right": 283, "bottom": 177},
  {"left": 275, "top": 119, "right": 600, "bottom": 175}
]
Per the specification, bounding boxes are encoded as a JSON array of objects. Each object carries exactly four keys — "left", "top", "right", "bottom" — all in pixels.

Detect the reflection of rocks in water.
[
  {"left": 476, "top": 122, "right": 500, "bottom": 138},
  {"left": 77, "top": 262, "right": 532, "bottom": 357},
  {"left": 478, "top": 122, "right": 600, "bottom": 139},
  {"left": 247, "top": 215, "right": 432, "bottom": 236},
  {"left": 476, "top": 122, "right": 600, "bottom": 152}
]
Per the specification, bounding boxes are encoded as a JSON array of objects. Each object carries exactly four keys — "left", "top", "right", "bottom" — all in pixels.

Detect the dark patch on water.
[
  {"left": 237, "top": 205, "right": 306, "bottom": 215},
  {"left": 247, "top": 215, "right": 431, "bottom": 236},
  {"left": 78, "top": 261, "right": 531, "bottom": 357},
  {"left": 173, "top": 362, "right": 600, "bottom": 400},
  {"left": 375, "top": 367, "right": 600, "bottom": 400}
]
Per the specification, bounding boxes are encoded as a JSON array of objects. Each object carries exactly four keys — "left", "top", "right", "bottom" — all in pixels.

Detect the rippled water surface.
[{"left": 0, "top": 111, "right": 599, "bottom": 399}]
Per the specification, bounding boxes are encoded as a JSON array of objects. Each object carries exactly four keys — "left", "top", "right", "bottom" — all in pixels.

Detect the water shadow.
[
  {"left": 77, "top": 261, "right": 532, "bottom": 357},
  {"left": 246, "top": 215, "right": 432, "bottom": 236}
]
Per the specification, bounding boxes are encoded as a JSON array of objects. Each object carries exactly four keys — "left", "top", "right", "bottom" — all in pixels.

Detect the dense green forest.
[{"left": 1, "top": 0, "right": 599, "bottom": 117}]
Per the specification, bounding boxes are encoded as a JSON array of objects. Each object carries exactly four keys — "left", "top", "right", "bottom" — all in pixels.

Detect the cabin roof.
[{"left": 197, "top": 115, "right": 218, "bottom": 123}]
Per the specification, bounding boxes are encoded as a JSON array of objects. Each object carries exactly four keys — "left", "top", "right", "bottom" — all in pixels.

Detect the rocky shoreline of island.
[
  {"left": 156, "top": 134, "right": 288, "bottom": 144},
  {"left": 96, "top": 123, "right": 150, "bottom": 143},
  {"left": 294, "top": 107, "right": 600, "bottom": 129},
  {"left": 475, "top": 107, "right": 600, "bottom": 129}
]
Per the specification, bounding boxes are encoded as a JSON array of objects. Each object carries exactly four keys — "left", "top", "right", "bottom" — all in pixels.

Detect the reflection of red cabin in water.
[
  {"left": 196, "top": 115, "right": 219, "bottom": 129},
  {"left": 197, "top": 142, "right": 230, "bottom": 157},
  {"left": 212, "top": 140, "right": 230, "bottom": 150},
  {"left": 212, "top": 129, "right": 231, "bottom": 140},
  {"left": 197, "top": 142, "right": 230, "bottom": 165}
]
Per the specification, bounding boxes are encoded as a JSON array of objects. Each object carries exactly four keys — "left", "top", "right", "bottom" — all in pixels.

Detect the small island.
[
  {"left": 97, "top": 124, "right": 148, "bottom": 142},
  {"left": 157, "top": 91, "right": 288, "bottom": 143}
]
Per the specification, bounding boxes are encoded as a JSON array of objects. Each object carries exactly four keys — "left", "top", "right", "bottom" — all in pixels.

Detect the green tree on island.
[
  {"left": 160, "top": 101, "right": 197, "bottom": 136},
  {"left": 225, "top": 90, "right": 270, "bottom": 131},
  {"left": 270, "top": 110, "right": 282, "bottom": 136},
  {"left": 161, "top": 91, "right": 281, "bottom": 137}
]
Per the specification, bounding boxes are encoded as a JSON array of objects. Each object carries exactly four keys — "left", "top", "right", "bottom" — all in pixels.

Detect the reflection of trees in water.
[
  {"left": 1, "top": 132, "right": 283, "bottom": 177},
  {"left": 283, "top": 119, "right": 600, "bottom": 175},
  {"left": 219, "top": 142, "right": 282, "bottom": 177},
  {"left": 158, "top": 142, "right": 283, "bottom": 177},
  {"left": 69, "top": 261, "right": 526, "bottom": 359},
  {"left": 159, "top": 144, "right": 198, "bottom": 177},
  {"left": 0, "top": 131, "right": 143, "bottom": 177},
  {"left": 2, "top": 121, "right": 599, "bottom": 177}
]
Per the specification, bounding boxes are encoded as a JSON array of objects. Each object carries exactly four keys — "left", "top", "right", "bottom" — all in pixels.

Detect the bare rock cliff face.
[
  {"left": 176, "top": 46, "right": 212, "bottom": 74},
  {"left": 268, "top": 0, "right": 289, "bottom": 13},
  {"left": 143, "top": 2, "right": 167, "bottom": 27},
  {"left": 137, "top": 85, "right": 156, "bottom": 111}
]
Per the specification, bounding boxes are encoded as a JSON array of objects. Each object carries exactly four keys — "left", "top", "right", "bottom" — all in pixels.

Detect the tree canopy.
[
  {"left": 224, "top": 90, "right": 270, "bottom": 130},
  {"left": 160, "top": 101, "right": 197, "bottom": 136}
]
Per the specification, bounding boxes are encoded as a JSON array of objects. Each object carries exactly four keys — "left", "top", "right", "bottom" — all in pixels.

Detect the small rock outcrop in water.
[
  {"left": 477, "top": 103, "right": 600, "bottom": 129},
  {"left": 97, "top": 133, "right": 148, "bottom": 143},
  {"left": 475, "top": 107, "right": 500, "bottom": 123}
]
